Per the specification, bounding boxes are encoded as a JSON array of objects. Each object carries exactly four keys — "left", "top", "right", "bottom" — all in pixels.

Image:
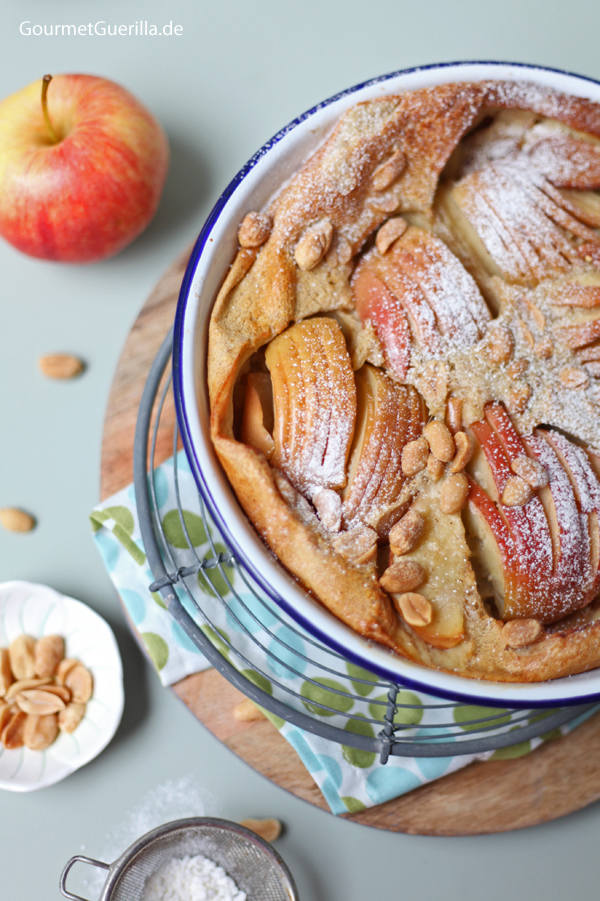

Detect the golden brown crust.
[{"left": 208, "top": 81, "right": 600, "bottom": 683}]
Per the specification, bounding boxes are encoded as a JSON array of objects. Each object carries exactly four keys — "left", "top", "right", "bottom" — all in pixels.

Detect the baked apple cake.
[{"left": 208, "top": 80, "right": 600, "bottom": 682}]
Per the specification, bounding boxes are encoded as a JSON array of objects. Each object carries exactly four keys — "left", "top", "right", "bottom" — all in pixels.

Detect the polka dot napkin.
[{"left": 91, "top": 451, "right": 597, "bottom": 814}]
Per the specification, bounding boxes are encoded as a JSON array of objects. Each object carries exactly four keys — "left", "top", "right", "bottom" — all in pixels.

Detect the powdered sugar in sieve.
[{"left": 141, "top": 853, "right": 246, "bottom": 901}]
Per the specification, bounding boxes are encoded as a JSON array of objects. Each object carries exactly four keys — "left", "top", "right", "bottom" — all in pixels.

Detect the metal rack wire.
[{"left": 133, "top": 331, "right": 595, "bottom": 761}]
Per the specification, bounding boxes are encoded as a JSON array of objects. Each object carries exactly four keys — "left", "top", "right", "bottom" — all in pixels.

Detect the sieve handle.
[{"left": 59, "top": 855, "right": 110, "bottom": 901}]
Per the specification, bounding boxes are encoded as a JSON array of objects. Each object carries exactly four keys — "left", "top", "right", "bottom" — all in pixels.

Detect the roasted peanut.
[
  {"left": 369, "top": 193, "right": 399, "bottom": 213},
  {"left": 506, "top": 381, "right": 532, "bottom": 413},
  {"left": 440, "top": 473, "right": 469, "bottom": 514},
  {"left": 389, "top": 510, "right": 425, "bottom": 556},
  {"left": 485, "top": 326, "right": 514, "bottom": 364},
  {"left": 506, "top": 358, "right": 529, "bottom": 379},
  {"left": 423, "top": 421, "right": 455, "bottom": 463},
  {"left": 2, "top": 709, "right": 27, "bottom": 749},
  {"left": 511, "top": 455, "right": 548, "bottom": 489},
  {"left": 65, "top": 665, "right": 93, "bottom": 704},
  {"left": 449, "top": 432, "right": 475, "bottom": 473},
  {"left": 534, "top": 337, "right": 553, "bottom": 359},
  {"left": 333, "top": 234, "right": 353, "bottom": 265},
  {"left": 420, "top": 361, "right": 448, "bottom": 408},
  {"left": 58, "top": 703, "right": 86, "bottom": 734},
  {"left": 0, "top": 649, "right": 13, "bottom": 696},
  {"left": 331, "top": 527, "right": 378, "bottom": 566},
  {"left": 446, "top": 397, "right": 463, "bottom": 433},
  {"left": 380, "top": 560, "right": 426, "bottom": 594},
  {"left": 55, "top": 658, "right": 79, "bottom": 685},
  {"left": 240, "top": 818, "right": 282, "bottom": 843},
  {"left": 560, "top": 366, "right": 590, "bottom": 389},
  {"left": 502, "top": 618, "right": 543, "bottom": 648},
  {"left": 0, "top": 508, "right": 35, "bottom": 533},
  {"left": 394, "top": 592, "right": 433, "bottom": 627},
  {"left": 371, "top": 149, "right": 406, "bottom": 191},
  {"left": 502, "top": 476, "right": 533, "bottom": 507},
  {"left": 238, "top": 212, "right": 272, "bottom": 248},
  {"left": 39, "top": 684, "right": 71, "bottom": 703},
  {"left": 16, "top": 689, "right": 66, "bottom": 716},
  {"left": 294, "top": 219, "right": 333, "bottom": 270},
  {"left": 5, "top": 678, "right": 52, "bottom": 701},
  {"left": 38, "top": 354, "right": 84, "bottom": 380},
  {"left": 427, "top": 454, "right": 445, "bottom": 481},
  {"left": 401, "top": 437, "right": 429, "bottom": 477},
  {"left": 35, "top": 635, "right": 64, "bottom": 678},
  {"left": 376, "top": 217, "right": 407, "bottom": 254},
  {"left": 234, "top": 699, "right": 267, "bottom": 723},
  {"left": 9, "top": 635, "right": 36, "bottom": 680},
  {"left": 0, "top": 702, "right": 14, "bottom": 733},
  {"left": 24, "top": 714, "right": 59, "bottom": 751}
]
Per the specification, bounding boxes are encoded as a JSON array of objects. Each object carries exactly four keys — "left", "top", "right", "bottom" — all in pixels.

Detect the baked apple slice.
[
  {"left": 446, "top": 160, "right": 598, "bottom": 285},
  {"left": 532, "top": 430, "right": 596, "bottom": 603},
  {"left": 342, "top": 365, "right": 425, "bottom": 534},
  {"left": 527, "top": 134, "right": 600, "bottom": 190},
  {"left": 351, "top": 266, "right": 412, "bottom": 380},
  {"left": 469, "top": 405, "right": 555, "bottom": 620},
  {"left": 544, "top": 431, "right": 600, "bottom": 601},
  {"left": 264, "top": 317, "right": 356, "bottom": 496},
  {"left": 352, "top": 227, "right": 490, "bottom": 366},
  {"left": 524, "top": 432, "right": 590, "bottom": 619},
  {"left": 383, "top": 227, "right": 491, "bottom": 345},
  {"left": 463, "top": 478, "right": 522, "bottom": 617},
  {"left": 241, "top": 372, "right": 275, "bottom": 459},
  {"left": 468, "top": 420, "right": 553, "bottom": 620},
  {"left": 468, "top": 403, "right": 595, "bottom": 622}
]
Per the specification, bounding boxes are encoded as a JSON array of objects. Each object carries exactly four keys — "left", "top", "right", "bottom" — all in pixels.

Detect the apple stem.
[{"left": 41, "top": 74, "right": 59, "bottom": 143}]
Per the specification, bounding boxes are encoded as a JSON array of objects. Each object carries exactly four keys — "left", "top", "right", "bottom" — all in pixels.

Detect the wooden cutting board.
[{"left": 100, "top": 247, "right": 600, "bottom": 835}]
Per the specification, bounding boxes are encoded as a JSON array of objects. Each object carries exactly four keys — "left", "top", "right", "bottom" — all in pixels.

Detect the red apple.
[{"left": 0, "top": 74, "right": 169, "bottom": 262}]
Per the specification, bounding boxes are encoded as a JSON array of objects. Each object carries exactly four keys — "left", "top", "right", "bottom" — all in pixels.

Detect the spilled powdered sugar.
[{"left": 79, "top": 777, "right": 214, "bottom": 900}]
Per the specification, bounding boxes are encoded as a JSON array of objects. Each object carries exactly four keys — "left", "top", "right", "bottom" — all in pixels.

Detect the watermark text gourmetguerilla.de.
[{"left": 20, "top": 21, "right": 183, "bottom": 37}]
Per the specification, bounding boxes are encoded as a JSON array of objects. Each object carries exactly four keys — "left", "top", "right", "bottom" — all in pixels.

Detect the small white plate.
[{"left": 0, "top": 581, "right": 124, "bottom": 792}]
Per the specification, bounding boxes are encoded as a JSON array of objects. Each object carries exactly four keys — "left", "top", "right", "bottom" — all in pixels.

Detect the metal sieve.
[{"left": 59, "top": 817, "right": 298, "bottom": 901}]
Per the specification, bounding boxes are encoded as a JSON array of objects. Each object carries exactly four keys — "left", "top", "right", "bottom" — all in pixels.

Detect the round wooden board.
[{"left": 101, "top": 249, "right": 600, "bottom": 835}]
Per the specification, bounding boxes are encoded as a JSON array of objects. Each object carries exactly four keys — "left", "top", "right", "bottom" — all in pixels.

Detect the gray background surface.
[{"left": 1, "top": 1, "right": 599, "bottom": 898}]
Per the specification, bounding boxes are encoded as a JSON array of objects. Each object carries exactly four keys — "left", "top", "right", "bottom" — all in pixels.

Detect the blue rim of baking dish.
[{"left": 173, "top": 61, "right": 600, "bottom": 708}]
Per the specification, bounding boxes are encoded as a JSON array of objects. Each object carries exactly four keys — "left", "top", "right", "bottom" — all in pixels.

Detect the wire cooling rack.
[{"left": 133, "top": 331, "right": 595, "bottom": 761}]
